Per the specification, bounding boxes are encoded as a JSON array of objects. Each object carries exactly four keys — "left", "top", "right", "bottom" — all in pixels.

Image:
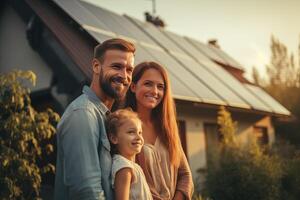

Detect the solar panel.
[
  {"left": 245, "top": 85, "right": 291, "bottom": 115},
  {"left": 126, "top": 18, "right": 252, "bottom": 108},
  {"left": 112, "top": 14, "right": 156, "bottom": 46},
  {"left": 61, "top": 1, "right": 165, "bottom": 59},
  {"left": 134, "top": 44, "right": 201, "bottom": 101},
  {"left": 209, "top": 46, "right": 244, "bottom": 70},
  {"left": 79, "top": 1, "right": 134, "bottom": 40},
  {"left": 142, "top": 46, "right": 225, "bottom": 105},
  {"left": 80, "top": 2, "right": 161, "bottom": 51},
  {"left": 162, "top": 31, "right": 272, "bottom": 112},
  {"left": 185, "top": 37, "right": 229, "bottom": 65},
  {"left": 53, "top": 0, "right": 111, "bottom": 35},
  {"left": 126, "top": 16, "right": 187, "bottom": 55},
  {"left": 163, "top": 31, "right": 212, "bottom": 63},
  {"left": 203, "top": 60, "right": 273, "bottom": 111},
  {"left": 134, "top": 44, "right": 155, "bottom": 64},
  {"left": 53, "top": 0, "right": 289, "bottom": 115},
  {"left": 88, "top": 32, "right": 115, "bottom": 43},
  {"left": 174, "top": 56, "right": 249, "bottom": 108}
]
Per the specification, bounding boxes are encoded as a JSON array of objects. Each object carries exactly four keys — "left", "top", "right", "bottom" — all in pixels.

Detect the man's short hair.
[{"left": 94, "top": 38, "right": 135, "bottom": 63}]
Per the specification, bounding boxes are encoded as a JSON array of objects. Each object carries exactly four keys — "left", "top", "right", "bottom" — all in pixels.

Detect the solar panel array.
[
  {"left": 209, "top": 45, "right": 244, "bottom": 69},
  {"left": 162, "top": 30, "right": 271, "bottom": 112},
  {"left": 53, "top": 0, "right": 290, "bottom": 116},
  {"left": 245, "top": 85, "right": 290, "bottom": 115}
]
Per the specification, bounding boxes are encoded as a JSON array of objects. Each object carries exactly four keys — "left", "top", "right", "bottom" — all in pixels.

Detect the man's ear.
[
  {"left": 92, "top": 58, "right": 101, "bottom": 74},
  {"left": 109, "top": 133, "right": 118, "bottom": 145},
  {"left": 130, "top": 83, "right": 136, "bottom": 93}
]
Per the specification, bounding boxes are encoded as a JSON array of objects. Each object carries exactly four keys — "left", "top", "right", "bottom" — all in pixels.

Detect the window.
[
  {"left": 177, "top": 120, "right": 188, "bottom": 157},
  {"left": 253, "top": 126, "right": 269, "bottom": 145},
  {"left": 204, "top": 123, "right": 221, "bottom": 168}
]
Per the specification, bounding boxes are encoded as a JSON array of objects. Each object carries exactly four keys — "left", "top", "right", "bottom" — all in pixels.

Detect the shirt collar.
[{"left": 82, "top": 85, "right": 110, "bottom": 116}]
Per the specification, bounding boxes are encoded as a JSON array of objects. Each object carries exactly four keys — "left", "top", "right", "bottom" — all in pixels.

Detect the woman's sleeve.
[{"left": 176, "top": 148, "right": 194, "bottom": 200}]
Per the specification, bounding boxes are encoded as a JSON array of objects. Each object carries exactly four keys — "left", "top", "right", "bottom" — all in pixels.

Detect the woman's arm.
[
  {"left": 114, "top": 168, "right": 132, "bottom": 200},
  {"left": 174, "top": 149, "right": 194, "bottom": 200}
]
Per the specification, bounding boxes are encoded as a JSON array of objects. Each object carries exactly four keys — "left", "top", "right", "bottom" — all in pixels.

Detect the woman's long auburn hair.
[{"left": 125, "top": 61, "right": 181, "bottom": 167}]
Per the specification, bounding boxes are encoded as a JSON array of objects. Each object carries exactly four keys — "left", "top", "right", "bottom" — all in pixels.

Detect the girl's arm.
[{"left": 114, "top": 168, "right": 132, "bottom": 200}]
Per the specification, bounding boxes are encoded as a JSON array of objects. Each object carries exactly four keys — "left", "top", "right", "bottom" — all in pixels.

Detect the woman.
[{"left": 125, "top": 61, "right": 194, "bottom": 200}]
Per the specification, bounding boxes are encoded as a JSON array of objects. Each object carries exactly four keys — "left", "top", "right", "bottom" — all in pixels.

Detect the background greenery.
[
  {"left": 194, "top": 106, "right": 300, "bottom": 200},
  {"left": 0, "top": 71, "right": 59, "bottom": 200},
  {"left": 252, "top": 35, "right": 300, "bottom": 147}
]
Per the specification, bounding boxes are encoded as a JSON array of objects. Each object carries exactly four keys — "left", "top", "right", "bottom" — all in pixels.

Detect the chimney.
[
  {"left": 208, "top": 39, "right": 220, "bottom": 49},
  {"left": 144, "top": 12, "right": 166, "bottom": 28}
]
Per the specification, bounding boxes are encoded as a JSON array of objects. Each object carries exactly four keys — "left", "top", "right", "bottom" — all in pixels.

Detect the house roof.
[{"left": 38, "top": 0, "right": 290, "bottom": 116}]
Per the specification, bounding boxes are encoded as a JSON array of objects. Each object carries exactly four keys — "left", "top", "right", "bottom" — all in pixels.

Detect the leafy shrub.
[
  {"left": 0, "top": 70, "right": 59, "bottom": 199},
  {"left": 281, "top": 154, "right": 300, "bottom": 200},
  {"left": 205, "top": 106, "right": 282, "bottom": 200},
  {"left": 272, "top": 140, "right": 300, "bottom": 200}
]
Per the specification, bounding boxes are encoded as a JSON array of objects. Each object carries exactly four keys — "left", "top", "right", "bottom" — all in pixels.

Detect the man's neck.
[{"left": 90, "top": 83, "right": 114, "bottom": 110}]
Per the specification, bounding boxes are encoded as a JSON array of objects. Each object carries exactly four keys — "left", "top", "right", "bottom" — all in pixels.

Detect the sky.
[{"left": 85, "top": 0, "right": 300, "bottom": 79}]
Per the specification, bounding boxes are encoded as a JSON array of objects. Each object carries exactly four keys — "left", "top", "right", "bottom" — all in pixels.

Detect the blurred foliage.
[
  {"left": 281, "top": 154, "right": 300, "bottom": 200},
  {"left": 271, "top": 140, "right": 300, "bottom": 200},
  {"left": 266, "top": 35, "right": 300, "bottom": 87},
  {"left": 252, "top": 35, "right": 300, "bottom": 89},
  {"left": 192, "top": 194, "right": 213, "bottom": 200},
  {"left": 253, "top": 35, "right": 300, "bottom": 199},
  {"left": 217, "top": 106, "right": 238, "bottom": 148},
  {"left": 0, "top": 70, "right": 59, "bottom": 200},
  {"left": 252, "top": 35, "right": 300, "bottom": 146},
  {"left": 203, "top": 106, "right": 282, "bottom": 200}
]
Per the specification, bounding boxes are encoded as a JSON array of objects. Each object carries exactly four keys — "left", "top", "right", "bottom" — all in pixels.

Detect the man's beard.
[{"left": 99, "top": 71, "right": 128, "bottom": 100}]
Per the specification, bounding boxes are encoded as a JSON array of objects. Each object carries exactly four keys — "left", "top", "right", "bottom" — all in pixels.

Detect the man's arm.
[{"left": 60, "top": 108, "right": 103, "bottom": 200}]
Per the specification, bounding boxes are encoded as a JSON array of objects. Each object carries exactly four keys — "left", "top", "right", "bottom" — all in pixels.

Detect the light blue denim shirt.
[{"left": 54, "top": 86, "right": 113, "bottom": 200}]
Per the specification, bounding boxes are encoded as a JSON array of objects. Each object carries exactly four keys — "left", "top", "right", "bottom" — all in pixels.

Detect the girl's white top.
[{"left": 112, "top": 154, "right": 153, "bottom": 200}]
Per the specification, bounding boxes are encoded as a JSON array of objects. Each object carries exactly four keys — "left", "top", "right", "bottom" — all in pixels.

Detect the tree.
[
  {"left": 252, "top": 35, "right": 300, "bottom": 199},
  {"left": 252, "top": 35, "right": 300, "bottom": 88},
  {"left": 252, "top": 35, "right": 300, "bottom": 115},
  {"left": 252, "top": 35, "right": 300, "bottom": 147},
  {"left": 0, "top": 70, "right": 59, "bottom": 199},
  {"left": 266, "top": 35, "right": 300, "bottom": 87},
  {"left": 251, "top": 66, "right": 262, "bottom": 86},
  {"left": 217, "top": 106, "right": 238, "bottom": 148}
]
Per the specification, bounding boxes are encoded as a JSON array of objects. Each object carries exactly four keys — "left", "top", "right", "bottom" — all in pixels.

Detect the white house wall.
[
  {"left": 176, "top": 103, "right": 275, "bottom": 183},
  {"left": 0, "top": 4, "right": 52, "bottom": 91}
]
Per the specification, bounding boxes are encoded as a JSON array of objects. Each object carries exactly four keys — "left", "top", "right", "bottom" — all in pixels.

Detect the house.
[{"left": 1, "top": 0, "right": 290, "bottom": 190}]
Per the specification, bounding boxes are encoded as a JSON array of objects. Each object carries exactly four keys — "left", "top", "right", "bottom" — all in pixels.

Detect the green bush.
[
  {"left": 281, "top": 154, "right": 300, "bottom": 200},
  {"left": 272, "top": 140, "right": 300, "bottom": 200},
  {"left": 205, "top": 106, "right": 282, "bottom": 200},
  {"left": 0, "top": 70, "right": 59, "bottom": 200}
]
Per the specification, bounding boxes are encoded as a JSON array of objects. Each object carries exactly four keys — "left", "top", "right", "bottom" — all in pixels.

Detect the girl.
[
  {"left": 125, "top": 61, "right": 194, "bottom": 200},
  {"left": 106, "top": 109, "right": 153, "bottom": 200}
]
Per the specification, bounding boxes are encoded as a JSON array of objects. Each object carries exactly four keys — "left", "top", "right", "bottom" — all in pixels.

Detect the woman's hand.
[{"left": 172, "top": 190, "right": 185, "bottom": 200}]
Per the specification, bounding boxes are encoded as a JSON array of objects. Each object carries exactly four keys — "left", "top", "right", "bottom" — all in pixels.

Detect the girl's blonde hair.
[{"left": 106, "top": 108, "right": 141, "bottom": 154}]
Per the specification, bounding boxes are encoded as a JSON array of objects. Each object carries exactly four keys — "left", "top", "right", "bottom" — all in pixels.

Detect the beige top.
[
  {"left": 137, "top": 138, "right": 194, "bottom": 200},
  {"left": 112, "top": 154, "right": 153, "bottom": 200}
]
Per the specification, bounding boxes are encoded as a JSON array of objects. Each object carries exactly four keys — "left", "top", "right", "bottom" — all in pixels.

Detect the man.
[{"left": 54, "top": 38, "right": 135, "bottom": 200}]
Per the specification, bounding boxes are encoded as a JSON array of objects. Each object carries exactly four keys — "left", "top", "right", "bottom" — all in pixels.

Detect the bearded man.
[{"left": 54, "top": 38, "right": 135, "bottom": 200}]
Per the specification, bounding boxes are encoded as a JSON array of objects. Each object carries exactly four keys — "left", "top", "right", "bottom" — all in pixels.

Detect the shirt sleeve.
[
  {"left": 59, "top": 108, "right": 104, "bottom": 200},
  {"left": 111, "top": 155, "right": 135, "bottom": 188},
  {"left": 176, "top": 148, "right": 194, "bottom": 200}
]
